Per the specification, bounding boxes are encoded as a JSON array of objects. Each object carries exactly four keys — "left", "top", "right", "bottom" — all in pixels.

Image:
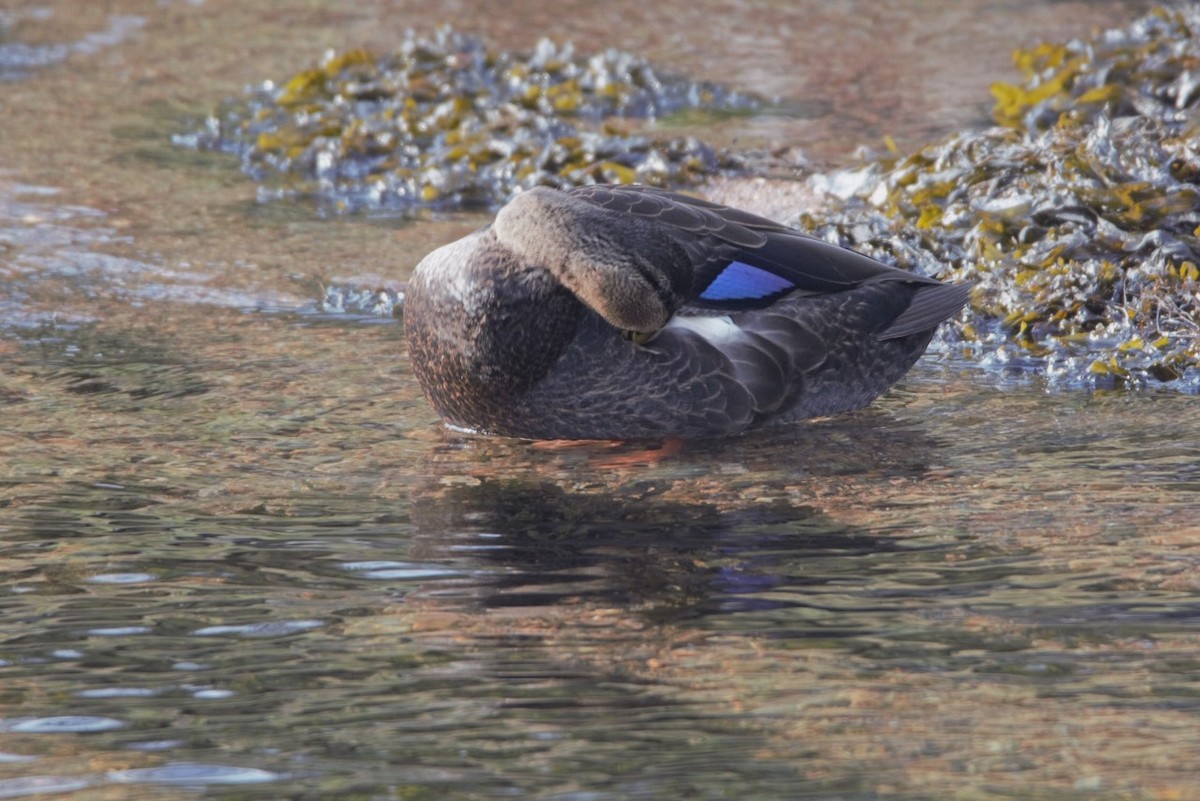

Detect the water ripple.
[
  {"left": 107, "top": 763, "right": 282, "bottom": 786},
  {"left": 342, "top": 560, "right": 469, "bottom": 580},
  {"left": 0, "top": 716, "right": 124, "bottom": 733},
  {"left": 192, "top": 620, "right": 324, "bottom": 637},
  {"left": 75, "top": 688, "right": 156, "bottom": 699},
  {"left": 84, "top": 572, "right": 156, "bottom": 584},
  {"left": 0, "top": 776, "right": 92, "bottom": 799}
]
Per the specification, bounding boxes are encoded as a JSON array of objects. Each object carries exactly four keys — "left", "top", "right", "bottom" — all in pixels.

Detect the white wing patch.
[{"left": 660, "top": 314, "right": 741, "bottom": 346}]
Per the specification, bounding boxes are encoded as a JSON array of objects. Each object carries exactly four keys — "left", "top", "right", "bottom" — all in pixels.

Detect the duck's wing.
[
  {"left": 565, "top": 185, "right": 970, "bottom": 425},
  {"left": 566, "top": 184, "right": 943, "bottom": 310}
]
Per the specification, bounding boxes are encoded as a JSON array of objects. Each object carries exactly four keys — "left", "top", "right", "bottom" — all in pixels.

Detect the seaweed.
[
  {"left": 801, "top": 5, "right": 1200, "bottom": 388},
  {"left": 176, "top": 27, "right": 765, "bottom": 214}
]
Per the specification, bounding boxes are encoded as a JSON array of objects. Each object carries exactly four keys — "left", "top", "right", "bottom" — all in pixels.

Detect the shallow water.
[{"left": 5, "top": 0, "right": 1200, "bottom": 799}]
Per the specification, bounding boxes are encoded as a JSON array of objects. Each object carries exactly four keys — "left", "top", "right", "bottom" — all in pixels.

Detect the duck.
[{"left": 403, "top": 184, "right": 969, "bottom": 440}]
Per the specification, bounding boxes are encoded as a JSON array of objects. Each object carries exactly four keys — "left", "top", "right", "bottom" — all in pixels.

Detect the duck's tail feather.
[{"left": 879, "top": 282, "right": 972, "bottom": 340}]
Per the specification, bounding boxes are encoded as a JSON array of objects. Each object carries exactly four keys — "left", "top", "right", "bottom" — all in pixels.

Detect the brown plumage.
[{"left": 404, "top": 185, "right": 969, "bottom": 439}]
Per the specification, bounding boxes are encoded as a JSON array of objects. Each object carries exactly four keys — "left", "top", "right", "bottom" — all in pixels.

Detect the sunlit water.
[{"left": 4, "top": 1, "right": 1199, "bottom": 799}]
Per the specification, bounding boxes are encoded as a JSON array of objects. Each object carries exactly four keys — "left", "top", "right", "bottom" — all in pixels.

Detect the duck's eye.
[{"left": 622, "top": 329, "right": 657, "bottom": 346}]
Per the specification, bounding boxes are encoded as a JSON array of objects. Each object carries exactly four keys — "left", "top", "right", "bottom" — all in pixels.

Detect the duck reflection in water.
[{"left": 407, "top": 477, "right": 911, "bottom": 622}]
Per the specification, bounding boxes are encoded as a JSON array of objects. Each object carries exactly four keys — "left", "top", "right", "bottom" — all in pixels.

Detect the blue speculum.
[{"left": 700, "top": 261, "right": 794, "bottom": 302}]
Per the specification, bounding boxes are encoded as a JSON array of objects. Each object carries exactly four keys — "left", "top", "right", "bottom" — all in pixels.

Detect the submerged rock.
[
  {"left": 177, "top": 26, "right": 764, "bottom": 213},
  {"left": 801, "top": 5, "right": 1200, "bottom": 389}
]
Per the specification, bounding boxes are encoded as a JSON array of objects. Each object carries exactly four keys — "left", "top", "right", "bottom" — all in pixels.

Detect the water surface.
[{"left": 5, "top": 1, "right": 1199, "bottom": 799}]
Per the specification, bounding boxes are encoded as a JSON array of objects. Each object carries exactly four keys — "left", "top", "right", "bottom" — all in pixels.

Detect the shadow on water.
[
  {"left": 409, "top": 477, "right": 933, "bottom": 623},
  {"left": 11, "top": 321, "right": 213, "bottom": 403}
]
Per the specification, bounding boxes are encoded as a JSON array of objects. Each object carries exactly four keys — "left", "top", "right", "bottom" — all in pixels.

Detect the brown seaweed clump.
[
  {"left": 800, "top": 6, "right": 1200, "bottom": 389},
  {"left": 176, "top": 27, "right": 764, "bottom": 214}
]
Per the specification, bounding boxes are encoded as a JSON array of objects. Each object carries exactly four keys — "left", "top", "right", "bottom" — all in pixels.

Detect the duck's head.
[{"left": 492, "top": 186, "right": 692, "bottom": 335}]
